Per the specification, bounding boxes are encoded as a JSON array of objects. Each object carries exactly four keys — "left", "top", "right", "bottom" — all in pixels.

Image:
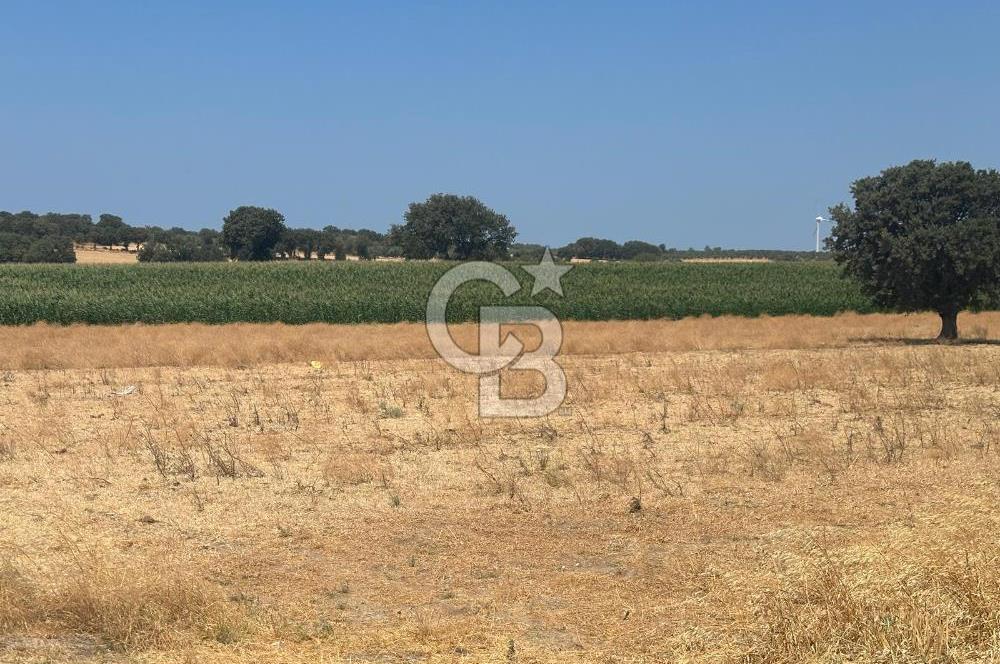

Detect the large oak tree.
[
  {"left": 391, "top": 194, "right": 516, "bottom": 260},
  {"left": 830, "top": 160, "right": 1000, "bottom": 340},
  {"left": 221, "top": 206, "right": 286, "bottom": 261}
]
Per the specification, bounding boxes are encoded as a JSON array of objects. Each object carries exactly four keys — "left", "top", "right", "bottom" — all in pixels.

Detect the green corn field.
[{"left": 0, "top": 261, "right": 876, "bottom": 325}]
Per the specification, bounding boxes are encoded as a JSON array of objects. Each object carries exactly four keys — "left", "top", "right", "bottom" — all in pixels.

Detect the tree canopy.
[
  {"left": 830, "top": 159, "right": 1000, "bottom": 340},
  {"left": 390, "top": 194, "right": 517, "bottom": 260},
  {"left": 138, "top": 227, "right": 226, "bottom": 262},
  {"left": 0, "top": 232, "right": 76, "bottom": 263},
  {"left": 93, "top": 214, "right": 131, "bottom": 248},
  {"left": 221, "top": 206, "right": 287, "bottom": 261}
]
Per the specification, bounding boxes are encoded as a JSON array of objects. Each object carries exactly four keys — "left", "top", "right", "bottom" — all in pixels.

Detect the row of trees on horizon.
[{"left": 0, "top": 194, "right": 828, "bottom": 264}]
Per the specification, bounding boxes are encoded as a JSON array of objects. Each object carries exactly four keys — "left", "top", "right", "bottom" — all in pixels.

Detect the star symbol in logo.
[{"left": 522, "top": 247, "right": 572, "bottom": 296}]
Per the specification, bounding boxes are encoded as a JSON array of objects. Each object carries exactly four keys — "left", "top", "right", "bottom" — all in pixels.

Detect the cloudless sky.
[{"left": 2, "top": 1, "right": 999, "bottom": 249}]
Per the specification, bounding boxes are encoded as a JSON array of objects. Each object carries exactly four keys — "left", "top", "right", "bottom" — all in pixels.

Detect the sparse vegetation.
[{"left": 1, "top": 316, "right": 999, "bottom": 661}]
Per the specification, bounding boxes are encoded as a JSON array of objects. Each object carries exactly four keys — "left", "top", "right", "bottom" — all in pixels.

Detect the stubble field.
[{"left": 2, "top": 313, "right": 1000, "bottom": 663}]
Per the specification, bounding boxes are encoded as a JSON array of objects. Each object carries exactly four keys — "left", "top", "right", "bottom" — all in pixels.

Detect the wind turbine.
[{"left": 814, "top": 216, "right": 832, "bottom": 253}]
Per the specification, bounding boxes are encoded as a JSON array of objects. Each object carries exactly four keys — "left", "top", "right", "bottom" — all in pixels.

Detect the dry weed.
[{"left": 1, "top": 318, "right": 998, "bottom": 662}]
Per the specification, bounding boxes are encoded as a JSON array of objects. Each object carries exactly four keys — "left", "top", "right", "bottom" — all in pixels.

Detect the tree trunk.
[{"left": 937, "top": 308, "right": 959, "bottom": 341}]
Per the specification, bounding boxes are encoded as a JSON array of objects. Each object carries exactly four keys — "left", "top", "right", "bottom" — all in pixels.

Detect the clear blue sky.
[{"left": 2, "top": 2, "right": 998, "bottom": 249}]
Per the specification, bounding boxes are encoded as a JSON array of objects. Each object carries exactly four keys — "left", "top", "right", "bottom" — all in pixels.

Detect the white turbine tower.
[{"left": 814, "top": 216, "right": 831, "bottom": 253}]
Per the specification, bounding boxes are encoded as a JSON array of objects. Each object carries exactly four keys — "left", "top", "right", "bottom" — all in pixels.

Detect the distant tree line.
[
  {"left": 511, "top": 239, "right": 827, "bottom": 262},
  {"left": 0, "top": 211, "right": 86, "bottom": 263},
  {"left": 0, "top": 209, "right": 397, "bottom": 263},
  {"left": 215, "top": 196, "right": 516, "bottom": 262},
  {"left": 2, "top": 195, "right": 827, "bottom": 264}
]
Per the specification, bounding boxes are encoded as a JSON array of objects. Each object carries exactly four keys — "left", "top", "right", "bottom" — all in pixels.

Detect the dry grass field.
[
  {"left": 2, "top": 313, "right": 1000, "bottom": 663},
  {"left": 73, "top": 247, "right": 139, "bottom": 265}
]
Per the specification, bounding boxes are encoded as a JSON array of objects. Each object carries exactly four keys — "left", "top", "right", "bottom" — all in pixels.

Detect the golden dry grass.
[
  {"left": 1, "top": 311, "right": 998, "bottom": 370},
  {"left": 73, "top": 247, "right": 139, "bottom": 264},
  {"left": 1, "top": 315, "right": 999, "bottom": 662}
]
